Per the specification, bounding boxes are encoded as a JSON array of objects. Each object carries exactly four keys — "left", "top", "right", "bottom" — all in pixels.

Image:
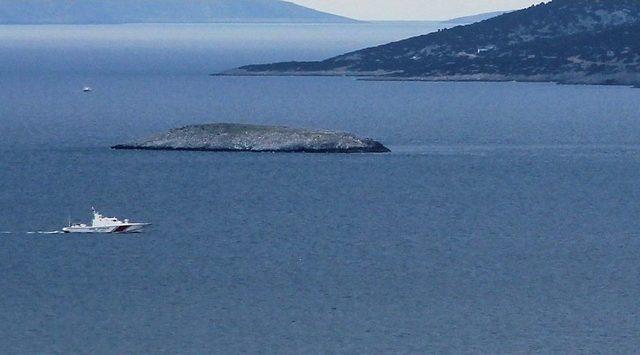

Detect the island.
[
  {"left": 112, "top": 123, "right": 390, "bottom": 153},
  {"left": 225, "top": 0, "right": 640, "bottom": 86}
]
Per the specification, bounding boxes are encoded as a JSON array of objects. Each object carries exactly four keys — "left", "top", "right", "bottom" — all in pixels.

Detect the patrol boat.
[{"left": 63, "top": 208, "right": 150, "bottom": 234}]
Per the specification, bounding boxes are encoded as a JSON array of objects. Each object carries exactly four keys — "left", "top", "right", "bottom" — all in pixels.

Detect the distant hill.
[
  {"left": 231, "top": 0, "right": 640, "bottom": 86},
  {"left": 442, "top": 11, "right": 507, "bottom": 24},
  {"left": 0, "top": 0, "right": 356, "bottom": 24}
]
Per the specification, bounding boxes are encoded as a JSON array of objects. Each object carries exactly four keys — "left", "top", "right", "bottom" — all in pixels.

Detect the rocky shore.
[{"left": 112, "top": 123, "right": 390, "bottom": 153}]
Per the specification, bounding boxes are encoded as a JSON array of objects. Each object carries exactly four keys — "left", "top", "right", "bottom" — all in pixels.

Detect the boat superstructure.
[{"left": 63, "top": 208, "right": 150, "bottom": 234}]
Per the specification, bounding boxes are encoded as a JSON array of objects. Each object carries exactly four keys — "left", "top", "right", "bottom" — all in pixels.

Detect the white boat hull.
[
  {"left": 63, "top": 223, "right": 149, "bottom": 234},
  {"left": 64, "top": 209, "right": 150, "bottom": 234}
]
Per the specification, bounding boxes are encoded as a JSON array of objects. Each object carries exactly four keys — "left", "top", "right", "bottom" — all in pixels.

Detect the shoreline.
[
  {"left": 111, "top": 145, "right": 391, "bottom": 154},
  {"left": 213, "top": 71, "right": 640, "bottom": 88}
]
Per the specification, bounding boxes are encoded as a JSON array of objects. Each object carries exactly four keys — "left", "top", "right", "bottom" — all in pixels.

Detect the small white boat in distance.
[
  {"left": 83, "top": 87, "right": 93, "bottom": 92},
  {"left": 63, "top": 208, "right": 150, "bottom": 234}
]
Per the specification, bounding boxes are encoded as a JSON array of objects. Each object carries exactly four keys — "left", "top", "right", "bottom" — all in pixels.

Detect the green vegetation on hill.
[{"left": 237, "top": 0, "right": 640, "bottom": 85}]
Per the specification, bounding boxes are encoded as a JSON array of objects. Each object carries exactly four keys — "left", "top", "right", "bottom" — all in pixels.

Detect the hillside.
[
  {"left": 0, "top": 0, "right": 355, "bottom": 24},
  {"left": 232, "top": 0, "right": 640, "bottom": 86}
]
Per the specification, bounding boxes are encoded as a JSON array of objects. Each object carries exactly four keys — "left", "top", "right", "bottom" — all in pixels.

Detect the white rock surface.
[{"left": 112, "top": 123, "right": 390, "bottom": 153}]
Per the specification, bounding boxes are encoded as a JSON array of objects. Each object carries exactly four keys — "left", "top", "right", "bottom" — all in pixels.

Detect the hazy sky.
[{"left": 290, "top": 0, "right": 543, "bottom": 21}]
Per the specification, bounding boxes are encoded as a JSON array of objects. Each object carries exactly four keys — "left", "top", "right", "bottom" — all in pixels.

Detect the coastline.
[
  {"left": 111, "top": 145, "right": 391, "bottom": 154},
  {"left": 215, "top": 70, "right": 640, "bottom": 88}
]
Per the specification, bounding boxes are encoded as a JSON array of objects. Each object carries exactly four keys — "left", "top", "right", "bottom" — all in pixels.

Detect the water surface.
[{"left": 1, "top": 23, "right": 640, "bottom": 353}]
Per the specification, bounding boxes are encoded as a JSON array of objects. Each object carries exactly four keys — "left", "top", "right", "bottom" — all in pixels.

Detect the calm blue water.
[{"left": 2, "top": 24, "right": 640, "bottom": 353}]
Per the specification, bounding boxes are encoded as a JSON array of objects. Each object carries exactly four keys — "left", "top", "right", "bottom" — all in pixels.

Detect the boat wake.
[
  {"left": 26, "top": 231, "right": 65, "bottom": 235},
  {"left": 2, "top": 230, "right": 66, "bottom": 235},
  {"left": 9, "top": 230, "right": 145, "bottom": 236}
]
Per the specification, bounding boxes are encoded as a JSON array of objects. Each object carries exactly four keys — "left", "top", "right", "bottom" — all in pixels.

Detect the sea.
[{"left": 1, "top": 22, "right": 640, "bottom": 353}]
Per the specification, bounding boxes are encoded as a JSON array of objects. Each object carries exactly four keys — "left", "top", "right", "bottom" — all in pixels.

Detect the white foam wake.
[{"left": 26, "top": 231, "right": 65, "bottom": 235}]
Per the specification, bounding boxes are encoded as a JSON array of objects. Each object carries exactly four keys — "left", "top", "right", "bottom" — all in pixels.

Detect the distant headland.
[
  {"left": 441, "top": 11, "right": 507, "bottom": 24},
  {"left": 0, "top": 0, "right": 356, "bottom": 24},
  {"left": 112, "top": 123, "right": 390, "bottom": 153}
]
